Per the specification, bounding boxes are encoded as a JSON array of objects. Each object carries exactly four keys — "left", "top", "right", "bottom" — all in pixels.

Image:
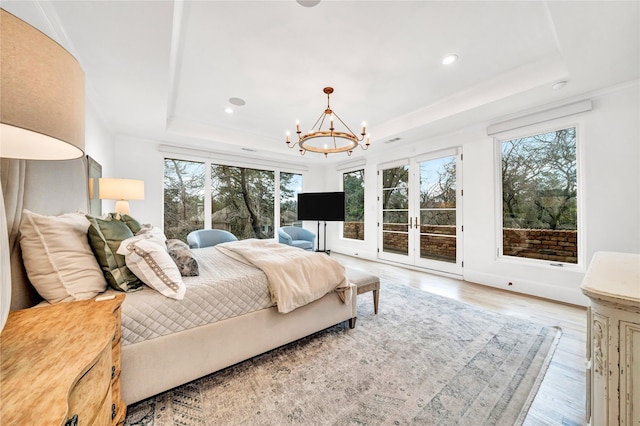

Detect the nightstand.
[{"left": 0, "top": 294, "right": 126, "bottom": 425}]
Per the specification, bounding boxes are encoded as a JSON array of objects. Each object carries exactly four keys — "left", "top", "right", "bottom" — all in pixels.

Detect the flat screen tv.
[{"left": 297, "top": 192, "right": 345, "bottom": 221}]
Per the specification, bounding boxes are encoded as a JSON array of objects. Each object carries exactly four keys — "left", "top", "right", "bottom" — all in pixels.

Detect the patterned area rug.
[{"left": 124, "top": 281, "right": 560, "bottom": 425}]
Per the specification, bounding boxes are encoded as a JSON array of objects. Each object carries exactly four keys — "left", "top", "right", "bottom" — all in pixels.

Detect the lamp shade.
[
  {"left": 0, "top": 9, "right": 85, "bottom": 160},
  {"left": 99, "top": 178, "right": 145, "bottom": 201}
]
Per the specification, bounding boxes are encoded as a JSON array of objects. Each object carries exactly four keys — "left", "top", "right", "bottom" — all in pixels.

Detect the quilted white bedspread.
[{"left": 120, "top": 246, "right": 272, "bottom": 345}]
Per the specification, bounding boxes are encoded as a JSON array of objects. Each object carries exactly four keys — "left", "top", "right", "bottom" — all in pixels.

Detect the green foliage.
[
  {"left": 163, "top": 159, "right": 299, "bottom": 241},
  {"left": 344, "top": 169, "right": 365, "bottom": 222},
  {"left": 343, "top": 169, "right": 365, "bottom": 240},
  {"left": 211, "top": 165, "right": 275, "bottom": 239},
  {"left": 163, "top": 158, "right": 205, "bottom": 241},
  {"left": 280, "top": 172, "right": 302, "bottom": 226}
]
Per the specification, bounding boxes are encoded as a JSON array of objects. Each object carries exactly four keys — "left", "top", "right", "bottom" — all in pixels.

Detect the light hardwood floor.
[{"left": 333, "top": 253, "right": 587, "bottom": 426}]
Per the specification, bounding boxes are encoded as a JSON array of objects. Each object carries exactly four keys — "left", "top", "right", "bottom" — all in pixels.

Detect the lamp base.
[{"left": 114, "top": 200, "right": 131, "bottom": 217}]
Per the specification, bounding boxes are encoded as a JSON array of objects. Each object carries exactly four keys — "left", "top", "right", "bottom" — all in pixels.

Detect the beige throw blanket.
[{"left": 215, "top": 239, "right": 350, "bottom": 313}]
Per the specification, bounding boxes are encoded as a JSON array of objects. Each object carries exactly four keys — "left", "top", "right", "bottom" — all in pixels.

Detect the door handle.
[{"left": 409, "top": 217, "right": 413, "bottom": 229}]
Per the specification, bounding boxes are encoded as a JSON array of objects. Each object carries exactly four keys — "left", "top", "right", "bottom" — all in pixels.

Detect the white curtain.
[
  {"left": 0, "top": 184, "right": 11, "bottom": 331},
  {"left": 0, "top": 159, "right": 25, "bottom": 331}
]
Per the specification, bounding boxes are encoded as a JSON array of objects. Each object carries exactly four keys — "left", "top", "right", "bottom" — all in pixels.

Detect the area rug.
[{"left": 124, "top": 280, "right": 560, "bottom": 426}]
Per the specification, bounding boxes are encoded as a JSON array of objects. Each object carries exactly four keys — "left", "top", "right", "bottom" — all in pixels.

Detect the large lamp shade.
[
  {"left": 0, "top": 9, "right": 86, "bottom": 334},
  {"left": 0, "top": 9, "right": 85, "bottom": 160}
]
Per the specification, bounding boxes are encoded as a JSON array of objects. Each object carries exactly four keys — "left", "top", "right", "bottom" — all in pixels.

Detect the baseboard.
[
  {"left": 332, "top": 249, "right": 378, "bottom": 262},
  {"left": 463, "top": 270, "right": 589, "bottom": 307}
]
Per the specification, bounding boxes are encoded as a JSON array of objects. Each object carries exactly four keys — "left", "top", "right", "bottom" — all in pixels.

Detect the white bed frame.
[{"left": 122, "top": 287, "right": 356, "bottom": 403}]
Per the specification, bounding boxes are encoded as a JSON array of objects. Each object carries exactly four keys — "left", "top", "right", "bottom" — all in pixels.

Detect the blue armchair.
[
  {"left": 278, "top": 226, "right": 316, "bottom": 251},
  {"left": 187, "top": 229, "right": 238, "bottom": 249}
]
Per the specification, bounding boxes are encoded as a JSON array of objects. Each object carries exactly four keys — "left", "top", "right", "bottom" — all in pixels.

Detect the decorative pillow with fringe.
[{"left": 117, "top": 236, "right": 185, "bottom": 300}]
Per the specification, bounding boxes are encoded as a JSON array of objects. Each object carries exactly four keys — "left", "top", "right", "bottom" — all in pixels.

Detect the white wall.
[
  {"left": 84, "top": 102, "right": 115, "bottom": 176},
  {"left": 109, "top": 83, "right": 639, "bottom": 306},
  {"left": 83, "top": 102, "right": 120, "bottom": 214},
  {"left": 112, "top": 136, "right": 166, "bottom": 226}
]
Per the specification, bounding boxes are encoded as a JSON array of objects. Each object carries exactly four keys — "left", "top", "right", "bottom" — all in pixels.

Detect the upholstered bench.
[{"left": 345, "top": 267, "right": 380, "bottom": 315}]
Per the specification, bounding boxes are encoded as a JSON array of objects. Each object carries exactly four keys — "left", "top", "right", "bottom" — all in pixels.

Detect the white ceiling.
[{"left": 3, "top": 1, "right": 639, "bottom": 164}]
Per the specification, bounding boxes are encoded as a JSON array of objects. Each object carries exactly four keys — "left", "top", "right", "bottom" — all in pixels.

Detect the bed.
[{"left": 2, "top": 156, "right": 357, "bottom": 405}]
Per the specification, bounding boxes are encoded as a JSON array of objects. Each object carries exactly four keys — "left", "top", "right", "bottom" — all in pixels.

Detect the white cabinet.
[{"left": 581, "top": 252, "right": 640, "bottom": 426}]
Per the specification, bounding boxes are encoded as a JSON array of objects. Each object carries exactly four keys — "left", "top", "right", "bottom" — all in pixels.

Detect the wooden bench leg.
[{"left": 373, "top": 289, "right": 379, "bottom": 314}]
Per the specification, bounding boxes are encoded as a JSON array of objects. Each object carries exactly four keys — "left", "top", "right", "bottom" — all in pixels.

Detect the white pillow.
[
  {"left": 135, "top": 224, "right": 167, "bottom": 246},
  {"left": 19, "top": 209, "right": 107, "bottom": 303},
  {"left": 117, "top": 236, "right": 185, "bottom": 300}
]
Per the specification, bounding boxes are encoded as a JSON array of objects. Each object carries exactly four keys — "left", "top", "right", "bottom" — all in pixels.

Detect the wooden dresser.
[
  {"left": 0, "top": 294, "right": 126, "bottom": 425},
  {"left": 581, "top": 252, "right": 640, "bottom": 426}
]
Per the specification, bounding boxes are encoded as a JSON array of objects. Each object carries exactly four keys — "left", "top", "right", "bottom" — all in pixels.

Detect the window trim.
[
  {"left": 158, "top": 144, "right": 309, "bottom": 172},
  {"left": 494, "top": 119, "right": 585, "bottom": 270}
]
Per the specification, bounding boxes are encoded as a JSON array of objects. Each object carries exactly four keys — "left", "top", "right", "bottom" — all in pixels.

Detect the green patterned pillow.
[
  {"left": 86, "top": 215, "right": 142, "bottom": 292},
  {"left": 107, "top": 213, "right": 142, "bottom": 234}
]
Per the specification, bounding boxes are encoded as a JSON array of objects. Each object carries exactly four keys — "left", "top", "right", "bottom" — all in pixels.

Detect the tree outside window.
[
  {"left": 164, "top": 158, "right": 301, "bottom": 242},
  {"left": 211, "top": 165, "right": 275, "bottom": 240},
  {"left": 163, "top": 158, "right": 205, "bottom": 240},
  {"left": 343, "top": 169, "right": 365, "bottom": 240},
  {"left": 500, "top": 127, "right": 578, "bottom": 263},
  {"left": 280, "top": 172, "right": 302, "bottom": 227}
]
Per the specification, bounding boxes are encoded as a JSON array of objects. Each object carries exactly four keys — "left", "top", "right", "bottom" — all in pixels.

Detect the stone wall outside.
[
  {"left": 343, "top": 222, "right": 364, "bottom": 240},
  {"left": 381, "top": 224, "right": 456, "bottom": 259},
  {"left": 503, "top": 228, "right": 577, "bottom": 263},
  {"left": 374, "top": 224, "right": 577, "bottom": 264}
]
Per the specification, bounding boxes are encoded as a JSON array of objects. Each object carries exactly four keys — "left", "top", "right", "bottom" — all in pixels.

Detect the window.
[
  {"left": 280, "top": 172, "right": 302, "bottom": 227},
  {"left": 419, "top": 155, "right": 457, "bottom": 263},
  {"left": 381, "top": 165, "right": 410, "bottom": 255},
  {"left": 500, "top": 126, "right": 578, "bottom": 264},
  {"left": 343, "top": 169, "right": 365, "bottom": 240},
  {"left": 211, "top": 164, "right": 275, "bottom": 239},
  {"left": 164, "top": 156, "right": 302, "bottom": 241},
  {"left": 163, "top": 158, "right": 205, "bottom": 240}
]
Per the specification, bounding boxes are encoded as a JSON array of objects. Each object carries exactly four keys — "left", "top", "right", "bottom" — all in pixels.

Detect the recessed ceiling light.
[
  {"left": 551, "top": 81, "right": 567, "bottom": 90},
  {"left": 229, "top": 97, "right": 246, "bottom": 106},
  {"left": 442, "top": 54, "right": 458, "bottom": 65},
  {"left": 297, "top": 0, "right": 321, "bottom": 7},
  {"left": 224, "top": 107, "right": 233, "bottom": 114}
]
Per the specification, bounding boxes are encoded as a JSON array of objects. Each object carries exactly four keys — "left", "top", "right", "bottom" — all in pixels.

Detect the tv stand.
[{"left": 315, "top": 220, "right": 330, "bottom": 255}]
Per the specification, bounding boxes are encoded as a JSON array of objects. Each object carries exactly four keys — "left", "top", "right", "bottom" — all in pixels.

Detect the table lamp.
[
  {"left": 99, "top": 178, "right": 145, "bottom": 217},
  {"left": 0, "top": 9, "right": 85, "bottom": 332}
]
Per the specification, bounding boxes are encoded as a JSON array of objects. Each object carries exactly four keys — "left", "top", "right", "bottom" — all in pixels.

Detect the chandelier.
[{"left": 286, "top": 87, "right": 370, "bottom": 157}]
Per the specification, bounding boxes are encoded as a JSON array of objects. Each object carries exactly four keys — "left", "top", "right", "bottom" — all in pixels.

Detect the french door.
[{"left": 378, "top": 148, "right": 463, "bottom": 276}]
